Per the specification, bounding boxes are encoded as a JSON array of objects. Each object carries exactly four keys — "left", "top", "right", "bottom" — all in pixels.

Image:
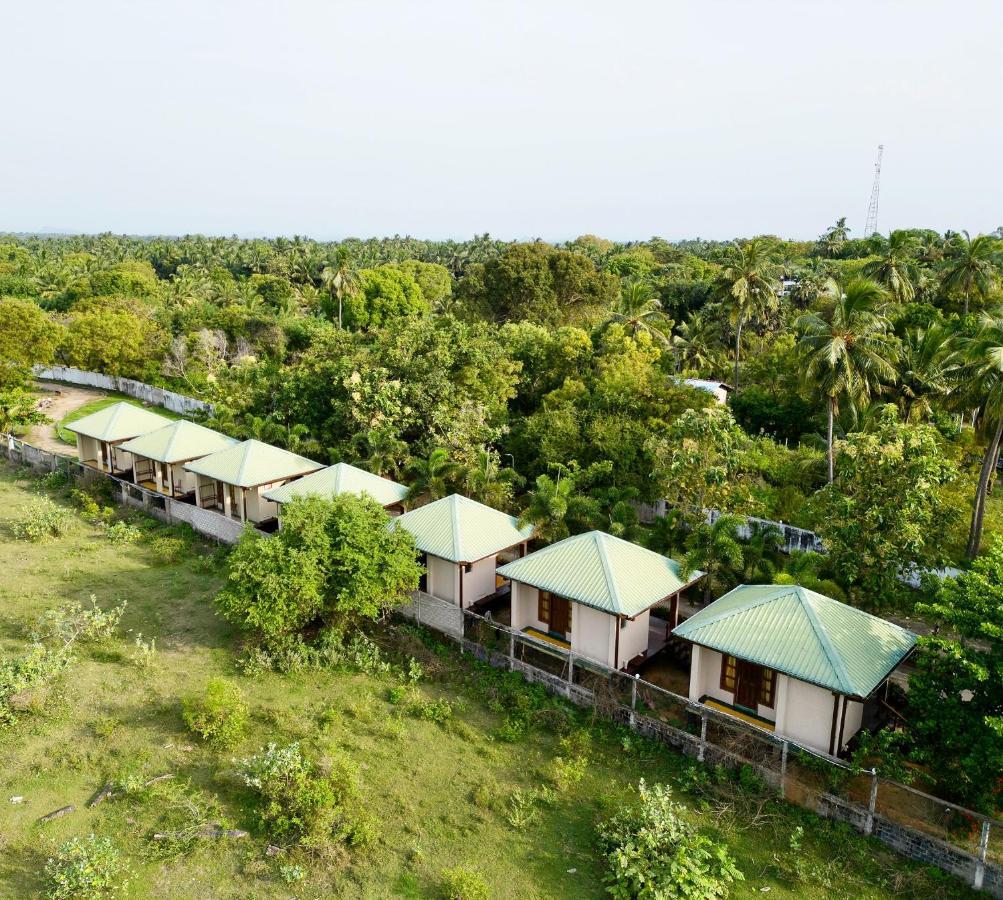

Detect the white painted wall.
[
  {"left": 427, "top": 555, "right": 459, "bottom": 604},
  {"left": 570, "top": 603, "right": 613, "bottom": 665},
  {"left": 461, "top": 555, "right": 498, "bottom": 606},
  {"left": 776, "top": 675, "right": 838, "bottom": 752},
  {"left": 615, "top": 611, "right": 650, "bottom": 669},
  {"left": 511, "top": 582, "right": 543, "bottom": 630}
]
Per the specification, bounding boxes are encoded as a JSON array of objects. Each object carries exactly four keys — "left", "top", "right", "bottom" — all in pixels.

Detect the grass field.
[
  {"left": 55, "top": 394, "right": 183, "bottom": 445},
  {"left": 0, "top": 465, "right": 975, "bottom": 899}
]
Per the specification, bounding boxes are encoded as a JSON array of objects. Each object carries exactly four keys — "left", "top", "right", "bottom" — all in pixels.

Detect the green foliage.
[
  {"left": 0, "top": 297, "right": 61, "bottom": 388},
  {"left": 182, "top": 677, "right": 249, "bottom": 748},
  {"left": 596, "top": 780, "right": 743, "bottom": 899},
  {"left": 61, "top": 300, "right": 164, "bottom": 378},
  {"left": 811, "top": 406, "right": 957, "bottom": 608},
  {"left": 0, "top": 386, "right": 49, "bottom": 434},
  {"left": 10, "top": 498, "right": 70, "bottom": 541},
  {"left": 440, "top": 865, "right": 490, "bottom": 900},
  {"left": 43, "top": 834, "right": 130, "bottom": 899},
  {"left": 345, "top": 265, "right": 429, "bottom": 328},
  {"left": 908, "top": 538, "right": 1003, "bottom": 810},
  {"left": 238, "top": 742, "right": 370, "bottom": 850},
  {"left": 31, "top": 596, "right": 126, "bottom": 645}
]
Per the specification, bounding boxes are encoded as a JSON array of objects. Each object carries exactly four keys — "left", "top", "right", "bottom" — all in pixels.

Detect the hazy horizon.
[{"left": 4, "top": 0, "right": 1001, "bottom": 242}]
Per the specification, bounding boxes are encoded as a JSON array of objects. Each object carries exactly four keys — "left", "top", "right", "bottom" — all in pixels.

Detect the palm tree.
[
  {"left": 671, "top": 310, "right": 726, "bottom": 374},
  {"left": 895, "top": 324, "right": 954, "bottom": 422},
  {"left": 682, "top": 513, "right": 745, "bottom": 604},
  {"left": 740, "top": 521, "right": 783, "bottom": 583},
  {"left": 463, "top": 448, "right": 519, "bottom": 510},
  {"left": 406, "top": 448, "right": 461, "bottom": 506},
  {"left": 352, "top": 427, "right": 408, "bottom": 479},
  {"left": 862, "top": 230, "right": 920, "bottom": 303},
  {"left": 321, "top": 247, "right": 360, "bottom": 329},
  {"left": 941, "top": 231, "right": 999, "bottom": 316},
  {"left": 718, "top": 239, "right": 782, "bottom": 391},
  {"left": 952, "top": 311, "right": 1003, "bottom": 558},
  {"left": 519, "top": 472, "right": 575, "bottom": 544},
  {"left": 796, "top": 278, "right": 897, "bottom": 482},
  {"left": 815, "top": 217, "right": 850, "bottom": 258},
  {"left": 602, "top": 280, "right": 674, "bottom": 347}
]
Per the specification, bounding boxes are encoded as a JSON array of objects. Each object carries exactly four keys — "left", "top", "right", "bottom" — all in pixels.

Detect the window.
[
  {"left": 538, "top": 592, "right": 551, "bottom": 624},
  {"left": 720, "top": 654, "right": 737, "bottom": 692},
  {"left": 759, "top": 668, "right": 777, "bottom": 708},
  {"left": 463, "top": 563, "right": 472, "bottom": 574}
]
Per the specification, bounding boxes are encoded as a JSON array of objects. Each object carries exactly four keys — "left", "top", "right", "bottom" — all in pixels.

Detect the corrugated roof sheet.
[
  {"left": 183, "top": 439, "right": 322, "bottom": 488},
  {"left": 263, "top": 462, "right": 408, "bottom": 507},
  {"left": 64, "top": 402, "right": 171, "bottom": 443},
  {"left": 118, "top": 420, "right": 238, "bottom": 463},
  {"left": 496, "top": 531, "right": 700, "bottom": 618},
  {"left": 672, "top": 584, "right": 917, "bottom": 697},
  {"left": 392, "top": 494, "right": 532, "bottom": 563}
]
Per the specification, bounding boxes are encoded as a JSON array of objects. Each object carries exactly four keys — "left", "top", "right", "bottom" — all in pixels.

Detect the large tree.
[
  {"left": 811, "top": 406, "right": 956, "bottom": 608},
  {"left": 862, "top": 230, "right": 920, "bottom": 303},
  {"left": 0, "top": 298, "right": 61, "bottom": 388},
  {"left": 717, "top": 238, "right": 781, "bottom": 391},
  {"left": 795, "top": 278, "right": 897, "bottom": 482},
  {"left": 940, "top": 231, "right": 999, "bottom": 316},
  {"left": 909, "top": 539, "right": 1003, "bottom": 811}
]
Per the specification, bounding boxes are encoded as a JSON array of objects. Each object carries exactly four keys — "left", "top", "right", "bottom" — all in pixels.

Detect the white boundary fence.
[
  {"left": 33, "top": 365, "right": 213, "bottom": 417},
  {"left": 2, "top": 434, "right": 250, "bottom": 544},
  {"left": 400, "top": 591, "right": 1002, "bottom": 896}
]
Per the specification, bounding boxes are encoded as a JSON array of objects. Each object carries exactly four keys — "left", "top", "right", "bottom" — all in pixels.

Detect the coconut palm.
[
  {"left": 682, "top": 513, "right": 745, "bottom": 605},
  {"left": 463, "top": 448, "right": 519, "bottom": 510},
  {"left": 740, "top": 521, "right": 783, "bottom": 583},
  {"left": 952, "top": 311, "right": 1003, "bottom": 558},
  {"left": 815, "top": 217, "right": 850, "bottom": 258},
  {"left": 320, "top": 246, "right": 360, "bottom": 329},
  {"left": 352, "top": 427, "right": 408, "bottom": 479},
  {"left": 671, "top": 310, "right": 726, "bottom": 374},
  {"left": 718, "top": 239, "right": 782, "bottom": 391},
  {"left": 519, "top": 472, "right": 575, "bottom": 544},
  {"left": 894, "top": 324, "right": 955, "bottom": 422},
  {"left": 862, "top": 230, "right": 921, "bottom": 303},
  {"left": 941, "top": 231, "right": 1000, "bottom": 316},
  {"left": 405, "top": 447, "right": 461, "bottom": 506},
  {"left": 796, "top": 278, "right": 897, "bottom": 482},
  {"left": 602, "top": 280, "right": 674, "bottom": 347}
]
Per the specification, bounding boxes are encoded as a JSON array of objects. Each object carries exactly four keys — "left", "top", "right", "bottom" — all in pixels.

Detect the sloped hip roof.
[
  {"left": 263, "top": 462, "right": 408, "bottom": 507},
  {"left": 118, "top": 420, "right": 237, "bottom": 463},
  {"left": 183, "top": 439, "right": 322, "bottom": 488},
  {"left": 64, "top": 401, "right": 171, "bottom": 443}
]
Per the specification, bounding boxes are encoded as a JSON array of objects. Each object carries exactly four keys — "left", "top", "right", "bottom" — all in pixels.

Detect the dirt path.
[{"left": 28, "top": 382, "right": 108, "bottom": 455}]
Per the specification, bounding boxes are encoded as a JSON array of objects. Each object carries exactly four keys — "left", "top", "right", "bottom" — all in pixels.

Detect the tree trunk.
[
  {"left": 964, "top": 288, "right": 970, "bottom": 317},
  {"left": 338, "top": 293, "right": 343, "bottom": 329},
  {"left": 826, "top": 396, "right": 835, "bottom": 484},
  {"left": 966, "top": 418, "right": 1003, "bottom": 559},
  {"left": 733, "top": 318, "right": 743, "bottom": 392}
]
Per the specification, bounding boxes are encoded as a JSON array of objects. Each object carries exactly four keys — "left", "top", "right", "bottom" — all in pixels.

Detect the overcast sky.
[{"left": 3, "top": 1, "right": 1000, "bottom": 242}]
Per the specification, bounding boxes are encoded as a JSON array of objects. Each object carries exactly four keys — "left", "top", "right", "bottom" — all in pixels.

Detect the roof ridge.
[
  {"left": 593, "top": 532, "right": 621, "bottom": 614},
  {"left": 449, "top": 494, "right": 464, "bottom": 561},
  {"left": 235, "top": 440, "right": 254, "bottom": 485},
  {"left": 797, "top": 588, "right": 854, "bottom": 694}
]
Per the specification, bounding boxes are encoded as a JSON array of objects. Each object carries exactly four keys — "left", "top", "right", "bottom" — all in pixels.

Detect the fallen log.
[
  {"left": 88, "top": 784, "right": 116, "bottom": 808},
  {"left": 39, "top": 805, "right": 75, "bottom": 822}
]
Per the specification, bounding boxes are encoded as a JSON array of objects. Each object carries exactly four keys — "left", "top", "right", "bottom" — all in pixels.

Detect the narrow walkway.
[{"left": 27, "top": 382, "right": 107, "bottom": 455}]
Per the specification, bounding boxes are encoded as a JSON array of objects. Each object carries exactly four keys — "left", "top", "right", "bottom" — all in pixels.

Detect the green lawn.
[
  {"left": 55, "top": 393, "right": 184, "bottom": 445},
  {"left": 0, "top": 466, "right": 975, "bottom": 899}
]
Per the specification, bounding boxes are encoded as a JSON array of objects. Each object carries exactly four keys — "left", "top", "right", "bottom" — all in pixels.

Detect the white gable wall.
[
  {"left": 461, "top": 556, "right": 498, "bottom": 606},
  {"left": 427, "top": 554, "right": 459, "bottom": 604}
]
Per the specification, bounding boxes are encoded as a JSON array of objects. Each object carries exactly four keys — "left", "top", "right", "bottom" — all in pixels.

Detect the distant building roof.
[
  {"left": 184, "top": 439, "right": 322, "bottom": 488},
  {"left": 684, "top": 379, "right": 733, "bottom": 394},
  {"left": 263, "top": 462, "right": 408, "bottom": 508},
  {"left": 672, "top": 584, "right": 916, "bottom": 698},
  {"left": 64, "top": 402, "right": 171, "bottom": 443},
  {"left": 118, "top": 420, "right": 237, "bottom": 464},
  {"left": 497, "top": 531, "right": 701, "bottom": 618},
  {"left": 393, "top": 494, "right": 532, "bottom": 564}
]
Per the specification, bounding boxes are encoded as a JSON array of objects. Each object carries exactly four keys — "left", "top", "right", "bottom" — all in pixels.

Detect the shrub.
[
  {"left": 10, "top": 498, "right": 69, "bottom": 541},
  {"left": 104, "top": 521, "right": 142, "bottom": 545},
  {"left": 32, "top": 597, "right": 126, "bottom": 645},
  {"left": 183, "top": 678, "right": 249, "bottom": 749},
  {"left": 148, "top": 535, "right": 187, "bottom": 565},
  {"left": 596, "top": 781, "right": 743, "bottom": 900},
  {"left": 43, "top": 834, "right": 129, "bottom": 898},
  {"left": 70, "top": 488, "right": 113, "bottom": 524},
  {"left": 440, "top": 865, "right": 490, "bottom": 900},
  {"left": 238, "top": 742, "right": 366, "bottom": 850}
]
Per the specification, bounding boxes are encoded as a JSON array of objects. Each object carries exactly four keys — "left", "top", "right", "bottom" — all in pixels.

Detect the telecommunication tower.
[{"left": 864, "top": 144, "right": 884, "bottom": 235}]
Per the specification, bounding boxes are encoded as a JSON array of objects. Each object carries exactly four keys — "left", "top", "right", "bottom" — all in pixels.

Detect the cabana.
[
  {"left": 118, "top": 421, "right": 238, "bottom": 499},
  {"left": 263, "top": 462, "right": 408, "bottom": 521},
  {"left": 672, "top": 584, "right": 917, "bottom": 755},
  {"left": 394, "top": 494, "right": 533, "bottom": 609},
  {"left": 183, "top": 439, "right": 322, "bottom": 526},
  {"left": 498, "top": 531, "right": 702, "bottom": 670},
  {"left": 64, "top": 402, "right": 171, "bottom": 476}
]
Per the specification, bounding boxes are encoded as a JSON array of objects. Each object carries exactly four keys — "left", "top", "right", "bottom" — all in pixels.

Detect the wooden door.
[
  {"left": 735, "top": 660, "right": 762, "bottom": 710},
  {"left": 215, "top": 480, "right": 225, "bottom": 508},
  {"left": 549, "top": 596, "right": 571, "bottom": 638}
]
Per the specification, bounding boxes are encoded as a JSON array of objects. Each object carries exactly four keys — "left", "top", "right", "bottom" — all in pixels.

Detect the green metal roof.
[
  {"left": 118, "top": 420, "right": 238, "bottom": 464},
  {"left": 672, "top": 584, "right": 917, "bottom": 697},
  {"left": 263, "top": 462, "right": 408, "bottom": 507},
  {"left": 183, "top": 439, "right": 322, "bottom": 488},
  {"left": 496, "top": 531, "right": 700, "bottom": 618},
  {"left": 64, "top": 402, "right": 171, "bottom": 443},
  {"left": 393, "top": 494, "right": 533, "bottom": 563}
]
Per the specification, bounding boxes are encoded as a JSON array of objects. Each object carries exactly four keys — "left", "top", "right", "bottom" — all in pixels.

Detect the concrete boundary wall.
[{"left": 34, "top": 365, "right": 213, "bottom": 416}]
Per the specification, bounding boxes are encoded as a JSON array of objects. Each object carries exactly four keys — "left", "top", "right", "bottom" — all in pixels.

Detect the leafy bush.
[
  {"left": 70, "top": 488, "right": 114, "bottom": 524},
  {"left": 440, "top": 865, "right": 490, "bottom": 900},
  {"left": 32, "top": 596, "right": 126, "bottom": 645},
  {"left": 238, "top": 742, "right": 369, "bottom": 850},
  {"left": 44, "top": 834, "right": 129, "bottom": 898},
  {"left": 596, "top": 781, "right": 743, "bottom": 899},
  {"left": 183, "top": 678, "right": 249, "bottom": 749},
  {"left": 104, "top": 521, "right": 142, "bottom": 545},
  {"left": 10, "top": 498, "right": 70, "bottom": 541},
  {"left": 148, "top": 535, "right": 187, "bottom": 564}
]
